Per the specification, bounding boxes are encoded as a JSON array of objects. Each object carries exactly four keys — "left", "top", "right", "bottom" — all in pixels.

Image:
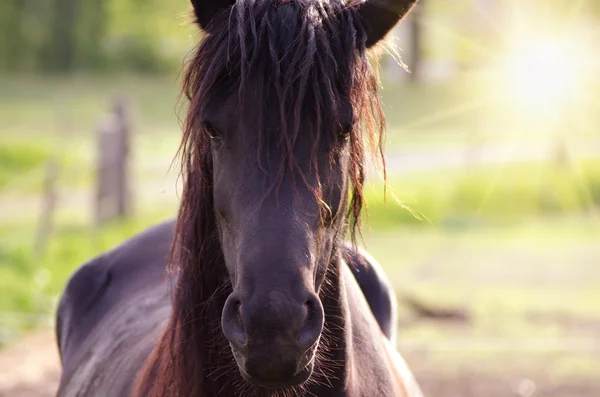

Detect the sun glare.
[
  {"left": 503, "top": 38, "right": 579, "bottom": 111},
  {"left": 478, "top": 4, "right": 600, "bottom": 125},
  {"left": 489, "top": 34, "right": 593, "bottom": 118}
]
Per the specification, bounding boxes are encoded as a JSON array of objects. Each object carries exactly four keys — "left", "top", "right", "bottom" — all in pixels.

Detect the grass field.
[
  {"left": 1, "top": 75, "right": 599, "bottom": 396},
  {"left": 368, "top": 223, "right": 600, "bottom": 397}
]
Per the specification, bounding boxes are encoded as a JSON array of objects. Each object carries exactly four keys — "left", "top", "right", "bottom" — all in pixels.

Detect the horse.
[{"left": 55, "top": 0, "right": 423, "bottom": 396}]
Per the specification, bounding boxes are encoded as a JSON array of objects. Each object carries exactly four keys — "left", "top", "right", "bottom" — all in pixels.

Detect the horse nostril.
[
  {"left": 222, "top": 295, "right": 247, "bottom": 348},
  {"left": 304, "top": 299, "right": 317, "bottom": 322},
  {"left": 297, "top": 294, "right": 324, "bottom": 351}
]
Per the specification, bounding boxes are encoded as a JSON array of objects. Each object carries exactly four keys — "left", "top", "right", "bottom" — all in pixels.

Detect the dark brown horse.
[{"left": 55, "top": 0, "right": 422, "bottom": 396}]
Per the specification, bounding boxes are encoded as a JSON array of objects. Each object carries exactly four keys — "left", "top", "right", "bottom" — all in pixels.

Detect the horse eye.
[
  {"left": 204, "top": 123, "right": 219, "bottom": 139},
  {"left": 338, "top": 125, "right": 351, "bottom": 143}
]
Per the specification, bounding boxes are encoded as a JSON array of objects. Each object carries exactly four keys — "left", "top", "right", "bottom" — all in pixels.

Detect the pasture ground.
[{"left": 1, "top": 222, "right": 599, "bottom": 397}]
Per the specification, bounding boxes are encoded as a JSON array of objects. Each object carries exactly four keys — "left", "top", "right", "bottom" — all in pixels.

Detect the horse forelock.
[{"left": 182, "top": 0, "right": 386, "bottom": 242}]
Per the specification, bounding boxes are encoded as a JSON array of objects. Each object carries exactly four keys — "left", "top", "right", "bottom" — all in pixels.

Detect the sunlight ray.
[
  {"left": 505, "top": 0, "right": 529, "bottom": 39},
  {"left": 395, "top": 99, "right": 490, "bottom": 132},
  {"left": 473, "top": 0, "right": 504, "bottom": 36},
  {"left": 557, "top": 134, "right": 599, "bottom": 219},
  {"left": 472, "top": 153, "right": 508, "bottom": 218},
  {"left": 419, "top": 16, "right": 493, "bottom": 59}
]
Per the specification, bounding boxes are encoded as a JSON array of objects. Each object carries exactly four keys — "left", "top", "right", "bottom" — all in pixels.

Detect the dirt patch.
[
  {"left": 0, "top": 330, "right": 59, "bottom": 397},
  {"left": 1, "top": 329, "right": 598, "bottom": 397},
  {"left": 414, "top": 371, "right": 600, "bottom": 397}
]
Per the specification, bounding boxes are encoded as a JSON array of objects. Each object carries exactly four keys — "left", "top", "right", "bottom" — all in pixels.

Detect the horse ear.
[
  {"left": 191, "top": 0, "right": 236, "bottom": 30},
  {"left": 358, "top": 0, "right": 419, "bottom": 48}
]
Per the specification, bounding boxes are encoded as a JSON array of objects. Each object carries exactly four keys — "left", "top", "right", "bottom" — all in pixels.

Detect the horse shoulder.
[
  {"left": 56, "top": 219, "right": 175, "bottom": 366},
  {"left": 56, "top": 254, "right": 111, "bottom": 367},
  {"left": 343, "top": 243, "right": 398, "bottom": 343},
  {"left": 56, "top": 220, "right": 176, "bottom": 396}
]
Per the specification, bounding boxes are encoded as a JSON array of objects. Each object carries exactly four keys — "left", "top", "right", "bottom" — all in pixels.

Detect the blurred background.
[{"left": 1, "top": 0, "right": 600, "bottom": 396}]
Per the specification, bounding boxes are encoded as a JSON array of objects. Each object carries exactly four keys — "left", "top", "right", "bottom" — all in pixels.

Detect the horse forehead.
[{"left": 210, "top": 86, "right": 353, "bottom": 131}]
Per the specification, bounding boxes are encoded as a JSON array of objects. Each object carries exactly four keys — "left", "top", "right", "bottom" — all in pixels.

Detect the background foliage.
[
  {"left": 3, "top": 0, "right": 599, "bottom": 74},
  {"left": 0, "top": 0, "right": 193, "bottom": 73}
]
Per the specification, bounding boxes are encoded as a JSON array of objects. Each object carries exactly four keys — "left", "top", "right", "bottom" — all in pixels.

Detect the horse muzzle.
[{"left": 221, "top": 290, "right": 324, "bottom": 388}]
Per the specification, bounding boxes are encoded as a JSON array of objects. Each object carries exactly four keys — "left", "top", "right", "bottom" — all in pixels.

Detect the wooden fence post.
[
  {"left": 113, "top": 97, "right": 132, "bottom": 218},
  {"left": 95, "top": 96, "right": 132, "bottom": 226},
  {"left": 34, "top": 160, "right": 59, "bottom": 258}
]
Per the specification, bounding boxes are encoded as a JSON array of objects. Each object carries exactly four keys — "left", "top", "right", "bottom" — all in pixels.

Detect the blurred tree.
[
  {"left": 78, "top": 0, "right": 109, "bottom": 70},
  {"left": 0, "top": 1, "right": 24, "bottom": 71},
  {"left": 42, "top": 0, "right": 80, "bottom": 71},
  {"left": 0, "top": 0, "right": 49, "bottom": 72},
  {"left": 407, "top": 0, "right": 424, "bottom": 83},
  {"left": 0, "top": 0, "right": 190, "bottom": 74}
]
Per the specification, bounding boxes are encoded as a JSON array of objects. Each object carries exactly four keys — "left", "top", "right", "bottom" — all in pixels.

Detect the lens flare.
[{"left": 502, "top": 38, "right": 579, "bottom": 111}]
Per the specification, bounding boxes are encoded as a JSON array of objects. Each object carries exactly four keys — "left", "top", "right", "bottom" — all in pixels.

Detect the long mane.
[{"left": 135, "top": 1, "right": 385, "bottom": 395}]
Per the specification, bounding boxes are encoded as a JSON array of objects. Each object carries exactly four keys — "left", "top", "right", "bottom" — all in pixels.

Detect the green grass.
[
  {"left": 0, "top": 142, "right": 50, "bottom": 190},
  {"left": 0, "top": 213, "right": 173, "bottom": 343},
  {"left": 363, "top": 159, "right": 600, "bottom": 229}
]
